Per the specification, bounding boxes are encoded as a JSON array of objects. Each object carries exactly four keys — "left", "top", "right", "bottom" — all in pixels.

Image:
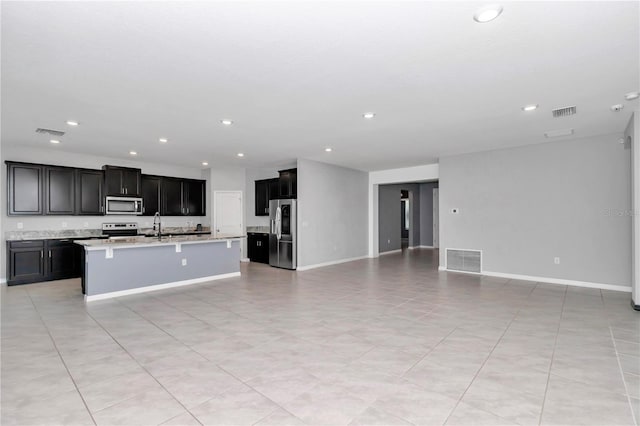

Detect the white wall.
[
  {"left": 439, "top": 134, "right": 632, "bottom": 288},
  {"left": 369, "top": 163, "right": 439, "bottom": 256},
  {"left": 298, "top": 158, "right": 368, "bottom": 269},
  {"left": 627, "top": 111, "right": 640, "bottom": 305}
]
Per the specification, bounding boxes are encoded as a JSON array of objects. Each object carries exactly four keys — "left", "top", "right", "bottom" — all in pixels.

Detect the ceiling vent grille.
[
  {"left": 446, "top": 248, "right": 482, "bottom": 274},
  {"left": 552, "top": 106, "right": 577, "bottom": 118},
  {"left": 35, "top": 128, "right": 65, "bottom": 137}
]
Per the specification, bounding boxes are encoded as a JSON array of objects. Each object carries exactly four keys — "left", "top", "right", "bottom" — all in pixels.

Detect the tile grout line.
[
  {"left": 23, "top": 288, "right": 98, "bottom": 426},
  {"left": 536, "top": 283, "right": 568, "bottom": 426},
  {"left": 609, "top": 327, "right": 639, "bottom": 426},
  {"left": 441, "top": 279, "right": 539, "bottom": 425},
  {"left": 84, "top": 301, "right": 204, "bottom": 425}
]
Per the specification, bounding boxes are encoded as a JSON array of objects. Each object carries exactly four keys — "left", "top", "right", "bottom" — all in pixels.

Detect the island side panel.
[{"left": 84, "top": 240, "right": 241, "bottom": 296}]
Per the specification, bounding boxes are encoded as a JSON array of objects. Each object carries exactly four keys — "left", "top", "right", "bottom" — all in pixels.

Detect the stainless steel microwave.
[{"left": 105, "top": 196, "right": 144, "bottom": 215}]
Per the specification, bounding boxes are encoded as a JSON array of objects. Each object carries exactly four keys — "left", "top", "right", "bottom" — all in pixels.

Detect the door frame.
[
  {"left": 213, "top": 190, "right": 243, "bottom": 238},
  {"left": 433, "top": 188, "right": 439, "bottom": 248}
]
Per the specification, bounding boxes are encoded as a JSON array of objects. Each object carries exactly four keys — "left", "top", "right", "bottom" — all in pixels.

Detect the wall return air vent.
[
  {"left": 446, "top": 248, "right": 482, "bottom": 274},
  {"left": 551, "top": 106, "right": 577, "bottom": 118},
  {"left": 35, "top": 128, "right": 65, "bottom": 137}
]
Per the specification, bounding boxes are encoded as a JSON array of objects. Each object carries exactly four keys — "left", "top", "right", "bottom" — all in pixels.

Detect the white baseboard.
[
  {"left": 240, "top": 257, "right": 250, "bottom": 263},
  {"left": 296, "top": 255, "right": 369, "bottom": 271},
  {"left": 84, "top": 272, "right": 241, "bottom": 302},
  {"left": 379, "top": 249, "right": 402, "bottom": 256},
  {"left": 438, "top": 266, "right": 631, "bottom": 292},
  {"left": 0, "top": 278, "right": 6, "bottom": 285},
  {"left": 418, "top": 245, "right": 435, "bottom": 249}
]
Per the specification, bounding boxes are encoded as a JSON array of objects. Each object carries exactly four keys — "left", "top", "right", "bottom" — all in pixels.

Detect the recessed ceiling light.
[
  {"left": 221, "top": 119, "right": 233, "bottom": 126},
  {"left": 625, "top": 91, "right": 639, "bottom": 101},
  {"left": 325, "top": 147, "right": 333, "bottom": 152},
  {"left": 522, "top": 104, "right": 538, "bottom": 112},
  {"left": 50, "top": 139, "right": 60, "bottom": 144},
  {"left": 202, "top": 162, "right": 209, "bottom": 166},
  {"left": 237, "top": 152, "right": 244, "bottom": 157},
  {"left": 66, "top": 120, "right": 79, "bottom": 126},
  {"left": 473, "top": 4, "right": 503, "bottom": 23},
  {"left": 159, "top": 138, "right": 168, "bottom": 143},
  {"left": 363, "top": 112, "right": 375, "bottom": 119},
  {"left": 129, "top": 151, "right": 137, "bottom": 156}
]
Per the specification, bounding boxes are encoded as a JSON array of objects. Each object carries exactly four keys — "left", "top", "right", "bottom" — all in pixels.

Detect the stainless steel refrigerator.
[{"left": 269, "top": 198, "right": 297, "bottom": 269}]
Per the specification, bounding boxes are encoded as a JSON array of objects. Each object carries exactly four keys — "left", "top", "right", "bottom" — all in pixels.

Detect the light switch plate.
[{"left": 451, "top": 208, "right": 460, "bottom": 214}]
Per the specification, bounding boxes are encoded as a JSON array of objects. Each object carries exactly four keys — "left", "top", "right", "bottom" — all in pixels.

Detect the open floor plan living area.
[{"left": 1, "top": 1, "right": 639, "bottom": 425}]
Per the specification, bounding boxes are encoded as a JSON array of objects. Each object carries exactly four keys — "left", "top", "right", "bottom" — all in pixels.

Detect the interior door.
[
  {"left": 433, "top": 188, "right": 439, "bottom": 248},
  {"left": 214, "top": 191, "right": 243, "bottom": 237}
]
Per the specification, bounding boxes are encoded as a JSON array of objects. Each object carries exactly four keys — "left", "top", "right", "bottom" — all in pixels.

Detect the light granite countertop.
[{"left": 76, "top": 234, "right": 245, "bottom": 250}]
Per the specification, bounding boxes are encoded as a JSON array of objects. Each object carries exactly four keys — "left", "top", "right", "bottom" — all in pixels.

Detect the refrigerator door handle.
[{"left": 276, "top": 207, "right": 282, "bottom": 240}]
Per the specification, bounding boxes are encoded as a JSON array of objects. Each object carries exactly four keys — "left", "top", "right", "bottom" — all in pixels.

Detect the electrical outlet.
[
  {"left": 181, "top": 258, "right": 187, "bottom": 266},
  {"left": 554, "top": 257, "right": 560, "bottom": 265},
  {"left": 17, "top": 222, "right": 23, "bottom": 229},
  {"left": 83, "top": 222, "right": 89, "bottom": 228},
  {"left": 62, "top": 222, "right": 68, "bottom": 228}
]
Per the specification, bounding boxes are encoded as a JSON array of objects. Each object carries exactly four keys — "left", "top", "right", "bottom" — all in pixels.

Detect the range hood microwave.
[{"left": 105, "top": 196, "right": 144, "bottom": 215}]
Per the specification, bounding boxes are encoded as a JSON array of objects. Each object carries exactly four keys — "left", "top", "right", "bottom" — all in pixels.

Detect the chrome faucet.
[{"left": 153, "top": 212, "right": 162, "bottom": 239}]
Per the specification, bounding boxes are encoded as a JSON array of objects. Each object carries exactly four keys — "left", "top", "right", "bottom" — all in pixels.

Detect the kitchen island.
[{"left": 76, "top": 234, "right": 243, "bottom": 301}]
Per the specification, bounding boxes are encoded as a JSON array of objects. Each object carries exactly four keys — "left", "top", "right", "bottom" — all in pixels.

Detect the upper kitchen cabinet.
[
  {"left": 255, "top": 178, "right": 279, "bottom": 216},
  {"left": 103, "top": 165, "right": 141, "bottom": 196},
  {"left": 184, "top": 179, "right": 206, "bottom": 216},
  {"left": 7, "top": 162, "right": 43, "bottom": 215},
  {"left": 44, "top": 166, "right": 76, "bottom": 215},
  {"left": 161, "top": 177, "right": 184, "bottom": 216},
  {"left": 76, "top": 169, "right": 104, "bottom": 215},
  {"left": 278, "top": 168, "right": 297, "bottom": 199},
  {"left": 141, "top": 175, "right": 162, "bottom": 216}
]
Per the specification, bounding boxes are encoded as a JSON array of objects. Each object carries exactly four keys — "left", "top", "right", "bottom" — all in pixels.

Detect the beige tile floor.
[{"left": 1, "top": 248, "right": 638, "bottom": 425}]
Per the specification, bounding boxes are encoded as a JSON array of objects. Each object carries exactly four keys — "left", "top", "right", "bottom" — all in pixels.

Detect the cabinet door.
[
  {"left": 8, "top": 241, "right": 45, "bottom": 284},
  {"left": 279, "top": 171, "right": 291, "bottom": 198},
  {"left": 104, "top": 167, "right": 124, "bottom": 196},
  {"left": 255, "top": 180, "right": 269, "bottom": 216},
  {"left": 45, "top": 167, "right": 75, "bottom": 215},
  {"left": 258, "top": 234, "right": 270, "bottom": 263},
  {"left": 268, "top": 178, "right": 279, "bottom": 201},
  {"left": 247, "top": 233, "right": 257, "bottom": 261},
  {"left": 47, "top": 240, "right": 77, "bottom": 280},
  {"left": 141, "top": 175, "right": 162, "bottom": 216},
  {"left": 184, "top": 180, "right": 205, "bottom": 216},
  {"left": 122, "top": 169, "right": 141, "bottom": 196},
  {"left": 7, "top": 163, "right": 43, "bottom": 215},
  {"left": 76, "top": 170, "right": 104, "bottom": 215},
  {"left": 162, "top": 178, "right": 184, "bottom": 215}
]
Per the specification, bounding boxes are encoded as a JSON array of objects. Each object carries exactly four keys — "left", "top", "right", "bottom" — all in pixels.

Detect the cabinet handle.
[
  {"left": 187, "top": 207, "right": 189, "bottom": 214},
  {"left": 40, "top": 250, "right": 43, "bottom": 259},
  {"left": 49, "top": 250, "right": 52, "bottom": 258}
]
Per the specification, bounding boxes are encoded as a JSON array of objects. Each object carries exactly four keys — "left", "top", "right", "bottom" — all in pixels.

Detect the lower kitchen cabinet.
[
  {"left": 247, "top": 232, "right": 269, "bottom": 264},
  {"left": 7, "top": 239, "right": 81, "bottom": 285}
]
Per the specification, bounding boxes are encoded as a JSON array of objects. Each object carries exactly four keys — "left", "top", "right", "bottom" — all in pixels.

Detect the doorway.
[
  {"left": 213, "top": 191, "right": 243, "bottom": 237},
  {"left": 401, "top": 190, "right": 409, "bottom": 249},
  {"left": 433, "top": 188, "right": 439, "bottom": 248}
]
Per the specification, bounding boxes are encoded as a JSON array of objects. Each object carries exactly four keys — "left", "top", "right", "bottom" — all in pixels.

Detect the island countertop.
[{"left": 76, "top": 234, "right": 245, "bottom": 251}]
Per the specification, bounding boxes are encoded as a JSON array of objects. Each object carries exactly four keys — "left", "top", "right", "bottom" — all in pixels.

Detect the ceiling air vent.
[
  {"left": 552, "top": 106, "right": 577, "bottom": 118},
  {"left": 35, "top": 128, "right": 65, "bottom": 137}
]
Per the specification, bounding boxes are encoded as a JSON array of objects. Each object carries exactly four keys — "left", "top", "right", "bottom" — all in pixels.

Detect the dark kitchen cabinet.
[
  {"left": 248, "top": 233, "right": 269, "bottom": 264},
  {"left": 141, "top": 175, "right": 162, "bottom": 216},
  {"left": 255, "top": 178, "right": 279, "bottom": 216},
  {"left": 7, "top": 239, "right": 82, "bottom": 285},
  {"left": 184, "top": 179, "right": 205, "bottom": 216},
  {"left": 103, "top": 165, "right": 141, "bottom": 196},
  {"left": 76, "top": 169, "right": 104, "bottom": 215},
  {"left": 278, "top": 168, "right": 297, "bottom": 199},
  {"left": 45, "top": 167, "right": 76, "bottom": 215},
  {"left": 7, "top": 162, "right": 43, "bottom": 215},
  {"left": 7, "top": 241, "right": 46, "bottom": 284},
  {"left": 161, "top": 178, "right": 206, "bottom": 216},
  {"left": 47, "top": 240, "right": 77, "bottom": 280},
  {"left": 162, "top": 178, "right": 184, "bottom": 216}
]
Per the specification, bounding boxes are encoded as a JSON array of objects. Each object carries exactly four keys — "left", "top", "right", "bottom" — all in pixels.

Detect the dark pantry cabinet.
[{"left": 103, "top": 165, "right": 141, "bottom": 197}]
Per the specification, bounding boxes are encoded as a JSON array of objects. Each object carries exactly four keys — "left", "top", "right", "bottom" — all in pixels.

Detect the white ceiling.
[{"left": 2, "top": 1, "right": 638, "bottom": 171}]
